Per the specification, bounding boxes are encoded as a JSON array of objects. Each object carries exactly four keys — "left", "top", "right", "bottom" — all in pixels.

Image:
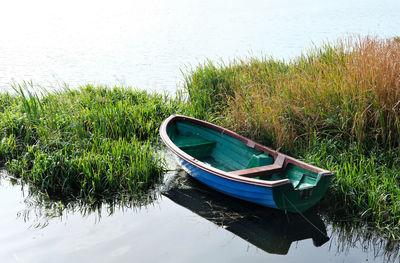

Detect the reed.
[
  {"left": 300, "top": 138, "right": 400, "bottom": 239},
  {"left": 184, "top": 36, "right": 400, "bottom": 150},
  {"left": 0, "top": 85, "right": 186, "bottom": 201}
]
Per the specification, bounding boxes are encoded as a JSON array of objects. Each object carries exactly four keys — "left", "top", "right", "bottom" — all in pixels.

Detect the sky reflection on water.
[{"left": 0, "top": 0, "right": 399, "bottom": 92}]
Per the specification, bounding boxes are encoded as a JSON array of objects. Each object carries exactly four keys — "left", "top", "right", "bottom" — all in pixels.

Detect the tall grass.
[
  {"left": 0, "top": 85, "right": 186, "bottom": 201},
  {"left": 300, "top": 138, "right": 400, "bottom": 238},
  {"left": 185, "top": 36, "right": 400, "bottom": 150},
  {"left": 183, "top": 36, "right": 400, "bottom": 238}
]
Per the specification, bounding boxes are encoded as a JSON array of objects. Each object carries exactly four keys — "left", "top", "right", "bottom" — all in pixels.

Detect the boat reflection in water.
[{"left": 162, "top": 171, "right": 329, "bottom": 255}]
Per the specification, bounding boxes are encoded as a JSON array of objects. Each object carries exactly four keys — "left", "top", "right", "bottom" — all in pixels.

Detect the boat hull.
[
  {"left": 177, "top": 156, "right": 279, "bottom": 209},
  {"left": 177, "top": 156, "right": 331, "bottom": 212}
]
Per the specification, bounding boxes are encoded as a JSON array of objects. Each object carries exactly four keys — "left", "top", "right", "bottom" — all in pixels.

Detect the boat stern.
[{"left": 272, "top": 172, "right": 333, "bottom": 213}]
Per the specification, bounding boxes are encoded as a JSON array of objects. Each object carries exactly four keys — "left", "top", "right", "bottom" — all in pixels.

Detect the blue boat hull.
[{"left": 177, "top": 156, "right": 279, "bottom": 209}]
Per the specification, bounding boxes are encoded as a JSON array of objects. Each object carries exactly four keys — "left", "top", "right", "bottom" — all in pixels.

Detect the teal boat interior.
[{"left": 167, "top": 119, "right": 321, "bottom": 190}]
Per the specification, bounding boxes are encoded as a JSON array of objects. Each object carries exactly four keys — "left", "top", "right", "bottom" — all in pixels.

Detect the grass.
[
  {"left": 184, "top": 36, "right": 400, "bottom": 150},
  {"left": 0, "top": 84, "right": 187, "bottom": 202},
  {"left": 183, "top": 36, "right": 400, "bottom": 239},
  {"left": 300, "top": 138, "right": 400, "bottom": 237}
]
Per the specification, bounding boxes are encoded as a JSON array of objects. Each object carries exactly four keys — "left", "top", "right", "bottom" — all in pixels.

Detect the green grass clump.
[
  {"left": 0, "top": 85, "right": 185, "bottom": 201},
  {"left": 299, "top": 138, "right": 400, "bottom": 238},
  {"left": 183, "top": 36, "right": 400, "bottom": 238}
]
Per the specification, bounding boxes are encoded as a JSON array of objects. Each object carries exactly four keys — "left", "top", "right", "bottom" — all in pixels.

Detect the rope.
[{"left": 282, "top": 192, "right": 330, "bottom": 239}]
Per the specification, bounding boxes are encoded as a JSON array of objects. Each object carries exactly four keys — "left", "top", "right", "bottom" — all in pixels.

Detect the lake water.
[
  {"left": 1, "top": 0, "right": 400, "bottom": 262},
  {"left": 1, "top": 166, "right": 398, "bottom": 263},
  {"left": 0, "top": 0, "right": 399, "bottom": 93}
]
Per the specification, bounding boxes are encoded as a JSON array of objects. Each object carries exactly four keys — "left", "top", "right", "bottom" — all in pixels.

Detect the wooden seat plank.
[{"left": 229, "top": 154, "right": 286, "bottom": 178}]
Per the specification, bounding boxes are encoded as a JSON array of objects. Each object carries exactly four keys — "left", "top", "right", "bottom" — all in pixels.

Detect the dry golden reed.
[{"left": 221, "top": 36, "right": 400, "bottom": 150}]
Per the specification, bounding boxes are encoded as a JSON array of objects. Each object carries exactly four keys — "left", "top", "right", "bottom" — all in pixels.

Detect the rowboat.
[{"left": 159, "top": 115, "right": 333, "bottom": 213}]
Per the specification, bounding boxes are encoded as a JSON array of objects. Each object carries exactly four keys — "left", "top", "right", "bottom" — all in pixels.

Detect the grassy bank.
[
  {"left": 183, "top": 36, "right": 400, "bottom": 239},
  {"left": 1, "top": 35, "right": 399, "bottom": 239},
  {"left": 0, "top": 85, "right": 186, "bottom": 202}
]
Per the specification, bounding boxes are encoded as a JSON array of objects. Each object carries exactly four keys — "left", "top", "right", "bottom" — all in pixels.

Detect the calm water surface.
[
  {"left": 1, "top": 168, "right": 398, "bottom": 263},
  {"left": 1, "top": 0, "right": 400, "bottom": 262},
  {"left": 0, "top": 0, "right": 399, "bottom": 92}
]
